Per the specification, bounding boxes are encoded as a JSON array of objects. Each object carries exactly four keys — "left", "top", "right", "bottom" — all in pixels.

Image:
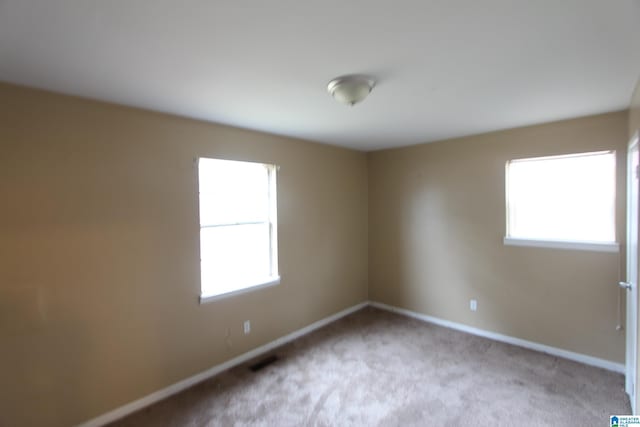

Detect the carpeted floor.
[{"left": 109, "top": 307, "right": 630, "bottom": 426}]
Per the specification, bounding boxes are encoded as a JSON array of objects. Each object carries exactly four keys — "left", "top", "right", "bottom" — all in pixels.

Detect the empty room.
[{"left": 3, "top": 1, "right": 640, "bottom": 426}]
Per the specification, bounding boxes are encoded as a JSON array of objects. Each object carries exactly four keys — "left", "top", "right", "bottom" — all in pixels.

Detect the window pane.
[
  {"left": 506, "top": 152, "right": 615, "bottom": 243},
  {"left": 199, "top": 158, "right": 269, "bottom": 225},
  {"left": 200, "top": 223, "right": 271, "bottom": 296}
]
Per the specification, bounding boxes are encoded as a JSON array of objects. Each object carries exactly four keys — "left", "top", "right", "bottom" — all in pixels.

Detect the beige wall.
[
  {"left": 0, "top": 83, "right": 369, "bottom": 427},
  {"left": 369, "top": 111, "right": 628, "bottom": 364}
]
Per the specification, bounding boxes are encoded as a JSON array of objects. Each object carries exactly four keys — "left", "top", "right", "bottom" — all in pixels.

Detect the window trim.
[
  {"left": 199, "top": 276, "right": 281, "bottom": 304},
  {"left": 503, "top": 237, "right": 619, "bottom": 252},
  {"left": 197, "top": 158, "right": 280, "bottom": 303},
  {"left": 504, "top": 150, "right": 618, "bottom": 251}
]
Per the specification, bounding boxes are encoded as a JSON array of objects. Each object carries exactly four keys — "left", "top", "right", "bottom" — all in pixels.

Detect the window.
[
  {"left": 505, "top": 150, "right": 618, "bottom": 252},
  {"left": 198, "top": 158, "right": 279, "bottom": 302}
]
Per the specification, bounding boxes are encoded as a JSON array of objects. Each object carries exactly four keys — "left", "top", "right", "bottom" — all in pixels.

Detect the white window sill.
[
  {"left": 504, "top": 237, "right": 619, "bottom": 253},
  {"left": 199, "top": 276, "right": 281, "bottom": 304}
]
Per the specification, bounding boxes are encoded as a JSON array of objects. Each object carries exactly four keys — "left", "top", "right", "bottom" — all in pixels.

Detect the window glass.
[
  {"left": 506, "top": 151, "right": 616, "bottom": 243},
  {"left": 198, "top": 158, "right": 278, "bottom": 299}
]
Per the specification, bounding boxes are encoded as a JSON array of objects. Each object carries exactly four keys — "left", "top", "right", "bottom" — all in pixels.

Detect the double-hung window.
[
  {"left": 198, "top": 158, "right": 279, "bottom": 302},
  {"left": 504, "top": 150, "right": 618, "bottom": 252}
]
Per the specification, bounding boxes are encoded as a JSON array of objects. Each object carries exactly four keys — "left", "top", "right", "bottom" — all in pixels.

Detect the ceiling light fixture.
[{"left": 327, "top": 75, "right": 375, "bottom": 106}]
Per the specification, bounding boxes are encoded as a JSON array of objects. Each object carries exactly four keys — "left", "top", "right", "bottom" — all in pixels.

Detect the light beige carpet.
[{"left": 109, "top": 307, "right": 629, "bottom": 426}]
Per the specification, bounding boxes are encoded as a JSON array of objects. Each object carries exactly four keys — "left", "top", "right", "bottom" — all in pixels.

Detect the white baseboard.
[
  {"left": 77, "top": 301, "right": 368, "bottom": 427},
  {"left": 78, "top": 299, "right": 624, "bottom": 426},
  {"left": 369, "top": 301, "right": 625, "bottom": 374}
]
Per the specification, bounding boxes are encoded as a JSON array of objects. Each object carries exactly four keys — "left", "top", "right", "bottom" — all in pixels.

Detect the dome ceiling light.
[{"left": 327, "top": 75, "right": 375, "bottom": 106}]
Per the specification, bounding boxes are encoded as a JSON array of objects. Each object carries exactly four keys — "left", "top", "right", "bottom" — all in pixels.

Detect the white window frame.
[
  {"left": 198, "top": 158, "right": 280, "bottom": 303},
  {"left": 504, "top": 150, "right": 619, "bottom": 252}
]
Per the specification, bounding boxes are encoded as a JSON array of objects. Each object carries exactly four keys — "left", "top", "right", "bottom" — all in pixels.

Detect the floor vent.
[{"left": 249, "top": 355, "right": 279, "bottom": 372}]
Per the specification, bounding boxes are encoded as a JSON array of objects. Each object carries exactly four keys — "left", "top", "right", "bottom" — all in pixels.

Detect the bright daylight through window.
[
  {"left": 505, "top": 151, "right": 617, "bottom": 251},
  {"left": 198, "top": 158, "right": 279, "bottom": 301}
]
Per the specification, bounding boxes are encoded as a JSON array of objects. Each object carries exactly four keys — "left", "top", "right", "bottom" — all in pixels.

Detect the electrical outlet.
[
  {"left": 470, "top": 299, "right": 477, "bottom": 312},
  {"left": 243, "top": 320, "right": 251, "bottom": 334}
]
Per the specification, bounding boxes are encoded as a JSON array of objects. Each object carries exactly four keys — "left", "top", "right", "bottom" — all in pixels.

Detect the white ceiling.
[{"left": 1, "top": 1, "right": 640, "bottom": 151}]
